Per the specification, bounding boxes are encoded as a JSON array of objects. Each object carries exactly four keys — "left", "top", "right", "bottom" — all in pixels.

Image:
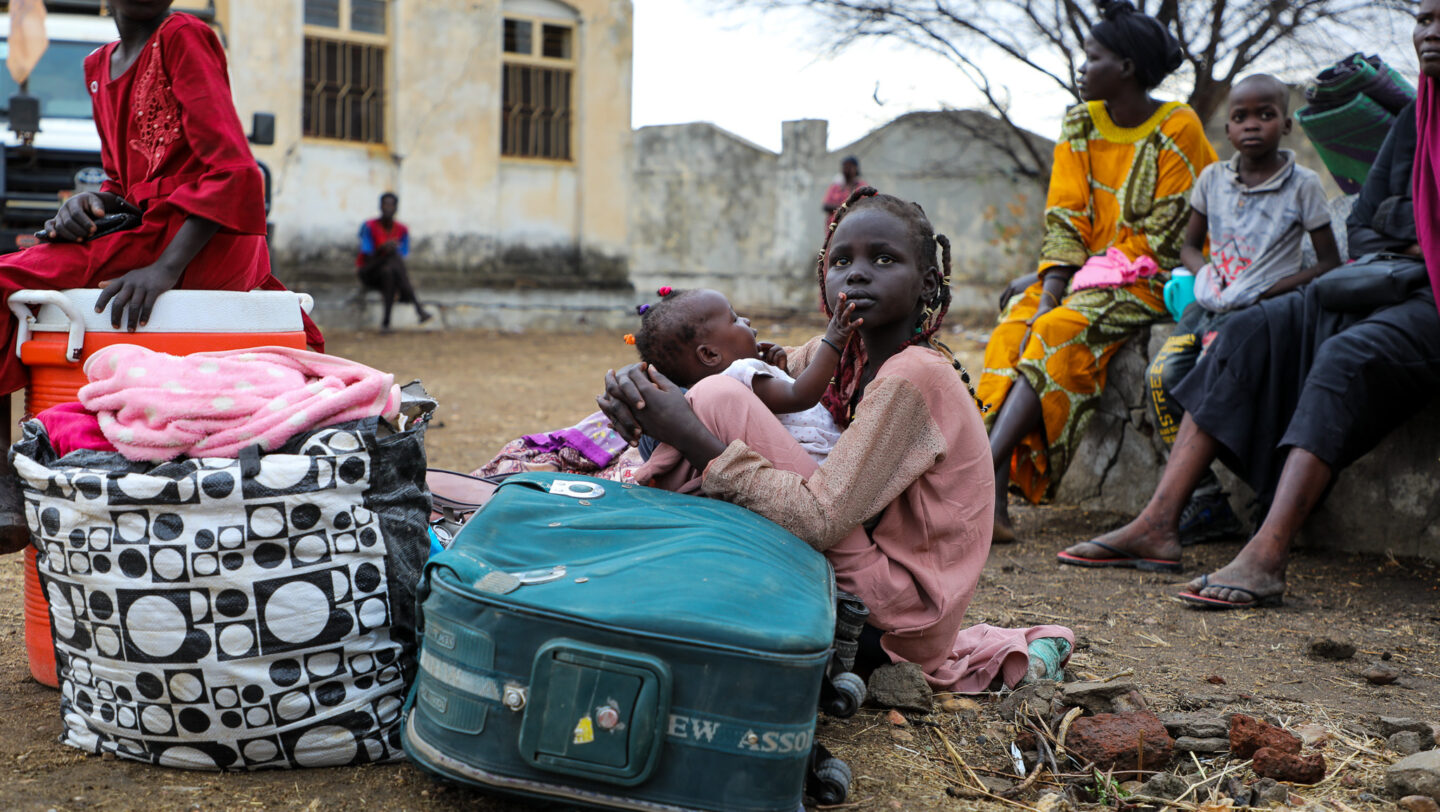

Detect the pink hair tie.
[{"left": 657, "top": 286, "right": 673, "bottom": 297}]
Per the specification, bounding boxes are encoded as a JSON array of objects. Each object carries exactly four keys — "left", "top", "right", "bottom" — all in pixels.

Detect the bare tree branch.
[{"left": 726, "top": 0, "right": 1415, "bottom": 178}]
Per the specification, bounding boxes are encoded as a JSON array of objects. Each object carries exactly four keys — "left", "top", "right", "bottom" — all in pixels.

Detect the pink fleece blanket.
[{"left": 79, "top": 345, "right": 401, "bottom": 462}]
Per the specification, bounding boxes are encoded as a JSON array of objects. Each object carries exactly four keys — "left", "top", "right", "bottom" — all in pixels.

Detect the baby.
[{"left": 629, "top": 287, "right": 857, "bottom": 467}]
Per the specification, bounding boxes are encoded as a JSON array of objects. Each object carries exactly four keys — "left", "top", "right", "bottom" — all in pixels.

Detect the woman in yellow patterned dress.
[{"left": 981, "top": 0, "right": 1216, "bottom": 542}]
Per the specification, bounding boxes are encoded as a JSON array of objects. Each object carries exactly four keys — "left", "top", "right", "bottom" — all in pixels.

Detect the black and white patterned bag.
[{"left": 12, "top": 409, "right": 430, "bottom": 771}]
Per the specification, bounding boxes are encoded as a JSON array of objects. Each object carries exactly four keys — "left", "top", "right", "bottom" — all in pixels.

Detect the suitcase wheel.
[
  {"left": 822, "top": 671, "right": 866, "bottom": 718},
  {"left": 809, "top": 755, "right": 852, "bottom": 805}
]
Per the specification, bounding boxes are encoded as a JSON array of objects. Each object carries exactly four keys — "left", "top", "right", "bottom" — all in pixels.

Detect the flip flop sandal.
[
  {"left": 1056, "top": 540, "right": 1182, "bottom": 573},
  {"left": 1177, "top": 581, "right": 1284, "bottom": 610}
]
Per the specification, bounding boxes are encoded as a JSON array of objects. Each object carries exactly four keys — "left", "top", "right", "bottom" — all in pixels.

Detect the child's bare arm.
[
  {"left": 93, "top": 215, "right": 221, "bottom": 329},
  {"left": 1179, "top": 210, "right": 1209, "bottom": 274},
  {"left": 1261, "top": 224, "right": 1342, "bottom": 299},
  {"left": 752, "top": 297, "right": 861, "bottom": 414}
]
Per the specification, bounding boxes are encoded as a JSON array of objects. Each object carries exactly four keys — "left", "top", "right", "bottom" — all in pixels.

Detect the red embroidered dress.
[{"left": 0, "top": 13, "right": 322, "bottom": 395}]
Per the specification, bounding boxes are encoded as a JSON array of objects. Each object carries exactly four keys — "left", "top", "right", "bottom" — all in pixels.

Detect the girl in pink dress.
[{"left": 602, "top": 188, "right": 1072, "bottom": 692}]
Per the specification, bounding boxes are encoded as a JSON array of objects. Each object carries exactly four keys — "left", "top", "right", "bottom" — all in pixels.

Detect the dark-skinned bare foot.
[
  {"left": 1178, "top": 553, "right": 1285, "bottom": 609},
  {"left": 1056, "top": 512, "right": 1183, "bottom": 573},
  {"left": 993, "top": 498, "right": 1017, "bottom": 545}
]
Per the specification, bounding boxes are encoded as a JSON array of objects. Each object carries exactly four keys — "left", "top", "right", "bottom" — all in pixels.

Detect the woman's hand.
[
  {"left": 1027, "top": 270, "right": 1072, "bottom": 326},
  {"left": 998, "top": 274, "right": 1036, "bottom": 311},
  {"left": 43, "top": 192, "right": 108, "bottom": 243},
  {"left": 94, "top": 261, "right": 185, "bottom": 330},
  {"left": 758, "top": 342, "right": 788, "bottom": 369}
]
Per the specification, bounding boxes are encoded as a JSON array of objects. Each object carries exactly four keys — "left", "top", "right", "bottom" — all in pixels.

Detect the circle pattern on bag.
[{"left": 21, "top": 427, "right": 407, "bottom": 770}]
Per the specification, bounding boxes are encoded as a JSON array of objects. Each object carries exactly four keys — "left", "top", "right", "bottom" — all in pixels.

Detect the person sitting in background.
[
  {"left": 1133, "top": 74, "right": 1340, "bottom": 548},
  {"left": 1055, "top": 0, "right": 1440, "bottom": 608},
  {"left": 822, "top": 156, "right": 865, "bottom": 224},
  {"left": 978, "top": 0, "right": 1216, "bottom": 543},
  {"left": 358, "top": 192, "right": 431, "bottom": 331}
]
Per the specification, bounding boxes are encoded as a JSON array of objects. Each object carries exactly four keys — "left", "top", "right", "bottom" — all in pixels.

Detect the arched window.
[{"left": 501, "top": 0, "right": 577, "bottom": 161}]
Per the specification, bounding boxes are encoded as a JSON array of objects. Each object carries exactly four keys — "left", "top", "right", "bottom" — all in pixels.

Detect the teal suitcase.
[{"left": 402, "top": 473, "right": 838, "bottom": 811}]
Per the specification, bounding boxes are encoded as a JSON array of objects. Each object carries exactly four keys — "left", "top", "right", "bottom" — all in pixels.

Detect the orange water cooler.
[{"left": 10, "top": 288, "right": 314, "bottom": 687}]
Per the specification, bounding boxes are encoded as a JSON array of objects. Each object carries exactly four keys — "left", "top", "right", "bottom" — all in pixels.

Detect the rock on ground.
[
  {"left": 1388, "top": 750, "right": 1440, "bottom": 802},
  {"left": 1230, "top": 714, "right": 1301, "bottom": 760},
  {"left": 866, "top": 663, "right": 933, "bottom": 713},
  {"left": 1307, "top": 638, "right": 1356, "bottom": 660},
  {"left": 1058, "top": 679, "right": 1149, "bottom": 715},
  {"left": 1251, "top": 777, "right": 1292, "bottom": 806},
  {"left": 998, "top": 682, "right": 1058, "bottom": 722},
  {"left": 1401, "top": 796, "right": 1440, "bottom": 812},
  {"left": 1382, "top": 717, "right": 1439, "bottom": 741},
  {"left": 1393, "top": 731, "right": 1434, "bottom": 757},
  {"left": 1139, "top": 772, "right": 1187, "bottom": 800},
  {"left": 1252, "top": 746, "right": 1326, "bottom": 784},
  {"left": 1364, "top": 662, "right": 1402, "bottom": 685},
  {"left": 1066, "top": 711, "right": 1174, "bottom": 777},
  {"left": 940, "top": 697, "right": 982, "bottom": 716},
  {"left": 1159, "top": 712, "right": 1228, "bottom": 739},
  {"left": 1174, "top": 736, "right": 1229, "bottom": 754}
]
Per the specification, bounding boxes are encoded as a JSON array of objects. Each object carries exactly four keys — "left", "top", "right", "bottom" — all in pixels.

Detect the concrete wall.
[
  {"left": 223, "top": 0, "right": 632, "bottom": 302},
  {"left": 631, "top": 111, "right": 1049, "bottom": 317}
]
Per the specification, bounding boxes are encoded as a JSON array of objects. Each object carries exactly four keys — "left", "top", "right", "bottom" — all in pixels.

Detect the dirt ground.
[{"left": 0, "top": 322, "right": 1436, "bottom": 812}]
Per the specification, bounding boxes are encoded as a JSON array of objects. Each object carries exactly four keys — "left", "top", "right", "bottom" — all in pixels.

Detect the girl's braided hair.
[
  {"left": 631, "top": 287, "right": 707, "bottom": 386},
  {"left": 816, "top": 186, "right": 984, "bottom": 426}
]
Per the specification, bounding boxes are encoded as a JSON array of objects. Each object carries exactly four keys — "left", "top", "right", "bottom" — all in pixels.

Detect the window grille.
[
  {"left": 501, "top": 64, "right": 572, "bottom": 161},
  {"left": 501, "top": 15, "right": 576, "bottom": 162},
  {"left": 303, "top": 37, "right": 386, "bottom": 144}
]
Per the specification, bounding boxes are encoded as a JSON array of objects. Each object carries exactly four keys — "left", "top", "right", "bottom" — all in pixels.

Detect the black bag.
[{"left": 1314, "top": 252, "right": 1429, "bottom": 312}]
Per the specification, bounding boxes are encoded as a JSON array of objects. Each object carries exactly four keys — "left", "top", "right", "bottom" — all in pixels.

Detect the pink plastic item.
[{"left": 1070, "top": 247, "right": 1161, "bottom": 291}]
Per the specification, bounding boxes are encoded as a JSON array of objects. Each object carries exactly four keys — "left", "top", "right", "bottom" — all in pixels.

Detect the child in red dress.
[{"left": 0, "top": 0, "right": 323, "bottom": 549}]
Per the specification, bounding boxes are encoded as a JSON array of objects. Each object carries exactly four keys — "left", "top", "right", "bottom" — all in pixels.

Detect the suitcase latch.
[{"left": 549, "top": 479, "right": 605, "bottom": 499}]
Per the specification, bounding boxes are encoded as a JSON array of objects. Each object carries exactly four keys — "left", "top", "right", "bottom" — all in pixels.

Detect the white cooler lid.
[{"left": 14, "top": 288, "right": 311, "bottom": 334}]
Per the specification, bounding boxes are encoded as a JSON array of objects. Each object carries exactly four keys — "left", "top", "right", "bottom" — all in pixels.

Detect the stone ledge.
[
  {"left": 1052, "top": 323, "right": 1440, "bottom": 562},
  {"left": 305, "top": 286, "right": 638, "bottom": 333}
]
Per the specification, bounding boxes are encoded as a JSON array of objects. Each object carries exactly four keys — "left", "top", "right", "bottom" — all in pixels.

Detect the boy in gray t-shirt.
[{"left": 1147, "top": 74, "right": 1341, "bottom": 544}]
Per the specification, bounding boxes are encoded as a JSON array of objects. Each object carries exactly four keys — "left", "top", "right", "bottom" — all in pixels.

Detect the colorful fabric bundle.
[
  {"left": 472, "top": 410, "right": 644, "bottom": 482},
  {"left": 1298, "top": 53, "right": 1416, "bottom": 193}
]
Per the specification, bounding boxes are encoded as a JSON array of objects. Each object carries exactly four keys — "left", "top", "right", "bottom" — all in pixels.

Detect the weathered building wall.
[
  {"left": 631, "top": 112, "right": 1048, "bottom": 317},
  {"left": 224, "top": 0, "right": 633, "bottom": 308}
]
